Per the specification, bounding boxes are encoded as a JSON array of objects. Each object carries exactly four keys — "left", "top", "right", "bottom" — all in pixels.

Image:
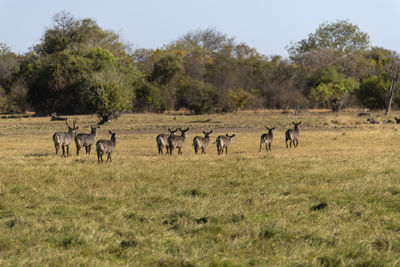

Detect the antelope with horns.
[
  {"left": 259, "top": 126, "right": 275, "bottom": 152},
  {"left": 52, "top": 118, "right": 79, "bottom": 157},
  {"left": 285, "top": 122, "right": 301, "bottom": 149},
  {"left": 96, "top": 131, "right": 117, "bottom": 163},
  {"left": 215, "top": 134, "right": 235, "bottom": 155},
  {"left": 193, "top": 130, "right": 213, "bottom": 155},
  {"left": 156, "top": 128, "right": 178, "bottom": 155},
  {"left": 168, "top": 127, "right": 189, "bottom": 155},
  {"left": 75, "top": 125, "right": 100, "bottom": 155}
]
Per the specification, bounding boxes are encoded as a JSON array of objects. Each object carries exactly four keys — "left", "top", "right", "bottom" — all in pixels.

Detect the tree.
[
  {"left": 150, "top": 55, "right": 183, "bottom": 85},
  {"left": 176, "top": 79, "right": 219, "bottom": 114},
  {"left": 173, "top": 27, "right": 234, "bottom": 53},
  {"left": 307, "top": 66, "right": 359, "bottom": 112},
  {"left": 384, "top": 53, "right": 400, "bottom": 114},
  {"left": 0, "top": 43, "right": 20, "bottom": 94},
  {"left": 361, "top": 47, "right": 400, "bottom": 113},
  {"left": 35, "top": 11, "right": 126, "bottom": 56},
  {"left": 287, "top": 20, "right": 370, "bottom": 61},
  {"left": 224, "top": 88, "right": 255, "bottom": 112},
  {"left": 28, "top": 12, "right": 143, "bottom": 117},
  {"left": 356, "top": 75, "right": 389, "bottom": 109},
  {"left": 133, "top": 81, "right": 162, "bottom": 112},
  {"left": 86, "top": 69, "right": 134, "bottom": 121}
]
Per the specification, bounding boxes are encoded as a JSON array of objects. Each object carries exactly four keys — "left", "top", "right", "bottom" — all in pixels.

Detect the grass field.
[{"left": 1, "top": 110, "right": 400, "bottom": 266}]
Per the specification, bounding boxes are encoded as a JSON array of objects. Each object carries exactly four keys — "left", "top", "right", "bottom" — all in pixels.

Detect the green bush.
[
  {"left": 133, "top": 81, "right": 163, "bottom": 112},
  {"left": 176, "top": 79, "right": 219, "bottom": 114},
  {"left": 356, "top": 75, "right": 389, "bottom": 109}
]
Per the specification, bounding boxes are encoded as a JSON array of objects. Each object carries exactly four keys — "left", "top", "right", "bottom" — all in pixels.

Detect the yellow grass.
[{"left": 1, "top": 110, "right": 400, "bottom": 265}]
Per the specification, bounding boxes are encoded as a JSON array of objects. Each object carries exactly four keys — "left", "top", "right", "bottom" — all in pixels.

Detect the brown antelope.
[
  {"left": 216, "top": 134, "right": 235, "bottom": 155},
  {"left": 168, "top": 128, "right": 189, "bottom": 155},
  {"left": 96, "top": 131, "right": 117, "bottom": 163},
  {"left": 75, "top": 125, "right": 100, "bottom": 155},
  {"left": 285, "top": 122, "right": 301, "bottom": 149},
  {"left": 193, "top": 130, "right": 213, "bottom": 155},
  {"left": 52, "top": 119, "right": 79, "bottom": 157},
  {"left": 156, "top": 128, "right": 178, "bottom": 155},
  {"left": 259, "top": 127, "right": 275, "bottom": 152}
]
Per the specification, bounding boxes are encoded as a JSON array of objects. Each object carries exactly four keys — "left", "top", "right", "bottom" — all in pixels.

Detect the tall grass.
[{"left": 1, "top": 111, "right": 400, "bottom": 265}]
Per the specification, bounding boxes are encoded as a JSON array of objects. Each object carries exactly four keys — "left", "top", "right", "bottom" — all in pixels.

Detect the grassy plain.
[{"left": 1, "top": 110, "right": 400, "bottom": 266}]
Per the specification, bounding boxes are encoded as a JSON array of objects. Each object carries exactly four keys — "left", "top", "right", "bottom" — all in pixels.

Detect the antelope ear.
[
  {"left": 209, "top": 130, "right": 213, "bottom": 134},
  {"left": 109, "top": 130, "right": 112, "bottom": 134},
  {"left": 231, "top": 134, "right": 236, "bottom": 137},
  {"left": 75, "top": 127, "right": 79, "bottom": 130},
  {"left": 178, "top": 128, "right": 182, "bottom": 131},
  {"left": 97, "top": 125, "right": 100, "bottom": 129},
  {"left": 226, "top": 133, "right": 229, "bottom": 137},
  {"left": 272, "top": 127, "right": 275, "bottom": 130},
  {"left": 186, "top": 127, "right": 190, "bottom": 131},
  {"left": 298, "top": 122, "right": 301, "bottom": 125},
  {"left": 292, "top": 122, "right": 295, "bottom": 125},
  {"left": 203, "top": 131, "right": 206, "bottom": 134}
]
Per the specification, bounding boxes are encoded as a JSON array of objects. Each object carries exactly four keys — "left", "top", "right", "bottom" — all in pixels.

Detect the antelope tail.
[
  {"left": 53, "top": 134, "right": 60, "bottom": 144},
  {"left": 96, "top": 142, "right": 104, "bottom": 153}
]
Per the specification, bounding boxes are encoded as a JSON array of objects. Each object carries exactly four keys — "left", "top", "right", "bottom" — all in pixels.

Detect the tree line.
[{"left": 1, "top": 11, "right": 399, "bottom": 120}]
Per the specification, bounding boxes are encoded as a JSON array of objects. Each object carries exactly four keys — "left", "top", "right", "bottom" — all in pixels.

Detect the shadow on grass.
[{"left": 24, "top": 152, "right": 51, "bottom": 157}]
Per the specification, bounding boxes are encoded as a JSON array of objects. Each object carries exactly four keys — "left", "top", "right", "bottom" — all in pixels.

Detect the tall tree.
[
  {"left": 307, "top": 66, "right": 359, "bottom": 112},
  {"left": 287, "top": 20, "right": 370, "bottom": 61},
  {"left": 29, "top": 12, "right": 143, "bottom": 118},
  {"left": 384, "top": 53, "right": 400, "bottom": 114}
]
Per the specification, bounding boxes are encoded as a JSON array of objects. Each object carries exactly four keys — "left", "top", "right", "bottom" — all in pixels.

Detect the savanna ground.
[{"left": 1, "top": 110, "right": 400, "bottom": 266}]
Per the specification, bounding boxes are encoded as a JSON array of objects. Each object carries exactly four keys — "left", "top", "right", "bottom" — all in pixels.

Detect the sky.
[{"left": 1, "top": 0, "right": 400, "bottom": 57}]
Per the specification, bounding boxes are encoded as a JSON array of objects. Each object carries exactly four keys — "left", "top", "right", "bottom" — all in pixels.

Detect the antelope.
[
  {"left": 74, "top": 125, "right": 100, "bottom": 155},
  {"left": 285, "top": 122, "right": 301, "bottom": 149},
  {"left": 168, "top": 127, "right": 189, "bottom": 155},
  {"left": 193, "top": 130, "right": 213, "bottom": 155},
  {"left": 96, "top": 131, "right": 117, "bottom": 163},
  {"left": 52, "top": 119, "right": 79, "bottom": 157},
  {"left": 215, "top": 134, "right": 235, "bottom": 155},
  {"left": 259, "top": 127, "right": 275, "bottom": 152},
  {"left": 156, "top": 128, "right": 178, "bottom": 155}
]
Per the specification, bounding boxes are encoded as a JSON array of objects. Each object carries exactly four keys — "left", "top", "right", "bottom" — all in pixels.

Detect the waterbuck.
[
  {"left": 96, "top": 131, "right": 117, "bottom": 163},
  {"left": 52, "top": 119, "right": 79, "bottom": 157},
  {"left": 259, "top": 127, "right": 275, "bottom": 152},
  {"left": 75, "top": 125, "right": 100, "bottom": 155},
  {"left": 168, "top": 127, "right": 189, "bottom": 155},
  {"left": 215, "top": 134, "right": 235, "bottom": 155},
  {"left": 156, "top": 128, "right": 178, "bottom": 155},
  {"left": 193, "top": 130, "right": 213, "bottom": 155},
  {"left": 285, "top": 122, "right": 301, "bottom": 149}
]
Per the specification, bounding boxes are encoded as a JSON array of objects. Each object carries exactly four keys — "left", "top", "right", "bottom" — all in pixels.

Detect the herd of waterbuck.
[{"left": 52, "top": 118, "right": 302, "bottom": 163}]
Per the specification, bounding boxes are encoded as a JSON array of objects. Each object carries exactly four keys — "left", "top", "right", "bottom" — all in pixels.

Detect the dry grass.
[{"left": 1, "top": 110, "right": 400, "bottom": 266}]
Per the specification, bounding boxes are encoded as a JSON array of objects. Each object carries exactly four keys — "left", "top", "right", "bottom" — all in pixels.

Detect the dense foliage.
[{"left": 1, "top": 14, "right": 400, "bottom": 116}]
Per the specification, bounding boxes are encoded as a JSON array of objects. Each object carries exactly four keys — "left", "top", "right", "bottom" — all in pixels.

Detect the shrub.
[{"left": 176, "top": 79, "right": 219, "bottom": 114}]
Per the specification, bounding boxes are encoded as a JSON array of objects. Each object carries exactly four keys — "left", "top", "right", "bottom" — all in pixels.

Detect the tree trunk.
[
  {"left": 332, "top": 99, "right": 339, "bottom": 112},
  {"left": 97, "top": 113, "right": 110, "bottom": 125},
  {"left": 385, "top": 68, "right": 399, "bottom": 115}
]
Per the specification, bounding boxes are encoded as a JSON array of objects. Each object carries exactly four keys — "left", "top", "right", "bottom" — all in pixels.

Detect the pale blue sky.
[{"left": 1, "top": 0, "right": 399, "bottom": 57}]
